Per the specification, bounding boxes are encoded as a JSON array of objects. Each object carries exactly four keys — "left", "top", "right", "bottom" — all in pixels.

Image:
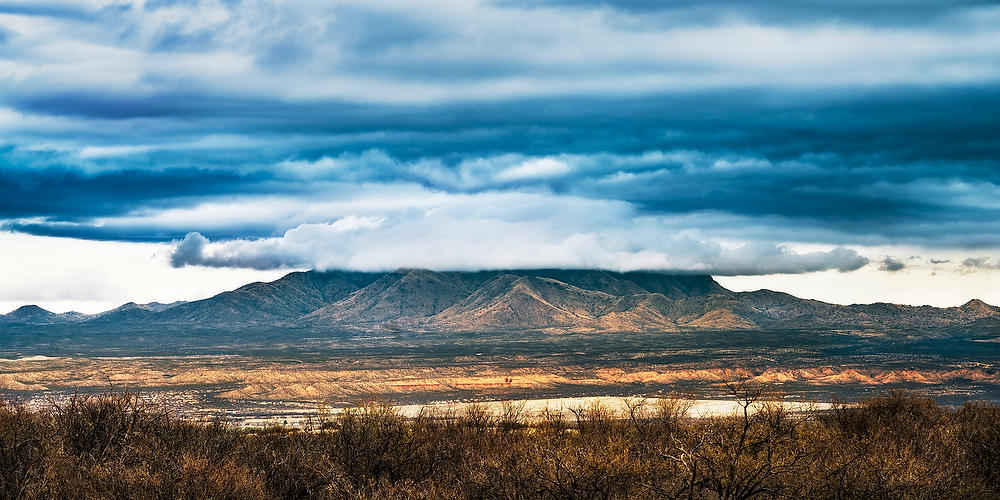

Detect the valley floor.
[{"left": 2, "top": 329, "right": 998, "bottom": 424}]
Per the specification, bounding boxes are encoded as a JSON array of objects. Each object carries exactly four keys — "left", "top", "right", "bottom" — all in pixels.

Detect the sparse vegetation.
[{"left": 1, "top": 389, "right": 998, "bottom": 499}]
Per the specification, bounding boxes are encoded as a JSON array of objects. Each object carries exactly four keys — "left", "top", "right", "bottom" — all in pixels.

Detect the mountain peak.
[
  {"left": 7, "top": 304, "right": 53, "bottom": 318},
  {"left": 959, "top": 299, "right": 995, "bottom": 315}
]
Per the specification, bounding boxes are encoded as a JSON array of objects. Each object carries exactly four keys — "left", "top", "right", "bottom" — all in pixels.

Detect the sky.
[{"left": 2, "top": 0, "right": 1000, "bottom": 313}]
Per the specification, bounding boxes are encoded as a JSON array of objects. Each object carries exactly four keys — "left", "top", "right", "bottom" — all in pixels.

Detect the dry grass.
[{"left": 0, "top": 388, "right": 998, "bottom": 499}]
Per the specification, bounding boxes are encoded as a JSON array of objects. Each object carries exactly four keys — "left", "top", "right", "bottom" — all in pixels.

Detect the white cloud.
[
  {"left": 76, "top": 135, "right": 258, "bottom": 159},
  {"left": 170, "top": 215, "right": 387, "bottom": 270},
  {"left": 166, "top": 198, "right": 869, "bottom": 276},
  {"left": 495, "top": 158, "right": 571, "bottom": 181}
]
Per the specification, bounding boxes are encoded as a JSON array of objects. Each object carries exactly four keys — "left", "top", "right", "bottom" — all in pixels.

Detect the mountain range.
[{"left": 2, "top": 269, "right": 998, "bottom": 333}]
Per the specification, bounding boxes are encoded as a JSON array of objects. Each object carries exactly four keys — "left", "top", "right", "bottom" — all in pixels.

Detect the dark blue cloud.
[
  {"left": 0, "top": 161, "right": 280, "bottom": 221},
  {"left": 2, "top": 86, "right": 1000, "bottom": 246},
  {"left": 10, "top": 86, "right": 1000, "bottom": 159}
]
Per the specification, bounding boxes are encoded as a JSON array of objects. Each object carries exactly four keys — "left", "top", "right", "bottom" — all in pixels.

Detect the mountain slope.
[
  {"left": 300, "top": 269, "right": 496, "bottom": 326},
  {"left": 425, "top": 274, "right": 615, "bottom": 330},
  {"left": 152, "top": 270, "right": 381, "bottom": 326},
  {"left": 524, "top": 270, "right": 725, "bottom": 299},
  {"left": 4, "top": 269, "right": 998, "bottom": 333},
  {"left": 300, "top": 271, "right": 741, "bottom": 332}
]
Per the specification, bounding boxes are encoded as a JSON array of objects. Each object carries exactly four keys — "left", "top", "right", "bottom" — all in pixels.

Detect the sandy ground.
[{"left": 393, "top": 396, "right": 833, "bottom": 419}]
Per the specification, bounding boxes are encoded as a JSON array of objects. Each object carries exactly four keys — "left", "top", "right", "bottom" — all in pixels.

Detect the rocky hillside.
[{"left": 2, "top": 269, "right": 998, "bottom": 333}]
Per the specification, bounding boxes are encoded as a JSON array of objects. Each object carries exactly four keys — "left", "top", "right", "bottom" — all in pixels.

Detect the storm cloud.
[
  {"left": 880, "top": 257, "right": 906, "bottom": 272},
  {"left": 961, "top": 257, "right": 1000, "bottom": 271},
  {"left": 2, "top": 1, "right": 999, "bottom": 275}
]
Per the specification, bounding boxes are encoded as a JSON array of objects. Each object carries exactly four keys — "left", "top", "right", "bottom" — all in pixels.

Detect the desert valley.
[{"left": 3, "top": 269, "right": 998, "bottom": 423}]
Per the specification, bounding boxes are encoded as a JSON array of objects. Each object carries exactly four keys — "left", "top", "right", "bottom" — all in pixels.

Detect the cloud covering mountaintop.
[{"left": 1, "top": 0, "right": 999, "bottom": 276}]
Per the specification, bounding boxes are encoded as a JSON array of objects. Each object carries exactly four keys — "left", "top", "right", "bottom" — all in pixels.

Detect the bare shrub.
[
  {"left": 53, "top": 390, "right": 169, "bottom": 465},
  {"left": 664, "top": 383, "right": 815, "bottom": 499},
  {"left": 0, "top": 389, "right": 997, "bottom": 498},
  {"left": 0, "top": 400, "right": 49, "bottom": 499}
]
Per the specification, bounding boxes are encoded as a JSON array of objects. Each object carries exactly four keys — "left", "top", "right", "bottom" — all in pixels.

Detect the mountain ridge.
[{"left": 2, "top": 269, "right": 998, "bottom": 333}]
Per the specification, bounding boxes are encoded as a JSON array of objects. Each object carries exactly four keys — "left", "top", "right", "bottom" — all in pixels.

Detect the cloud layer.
[
  {"left": 1, "top": 1, "right": 999, "bottom": 275},
  {"left": 168, "top": 224, "right": 869, "bottom": 276}
]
